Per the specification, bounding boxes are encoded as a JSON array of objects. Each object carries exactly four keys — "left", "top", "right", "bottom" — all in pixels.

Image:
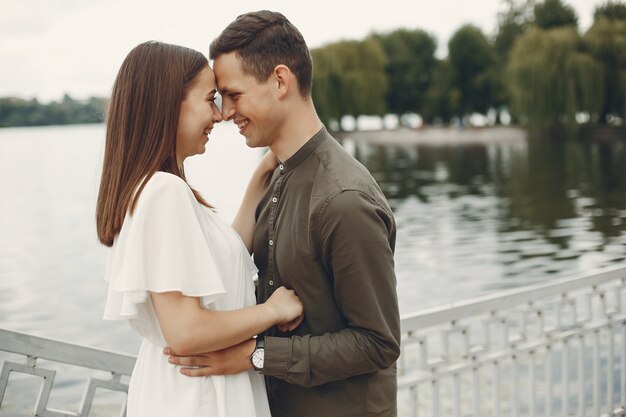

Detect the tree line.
[
  {"left": 312, "top": 0, "right": 626, "bottom": 130},
  {"left": 1, "top": 0, "right": 624, "bottom": 130},
  {"left": 0, "top": 95, "right": 106, "bottom": 127}
]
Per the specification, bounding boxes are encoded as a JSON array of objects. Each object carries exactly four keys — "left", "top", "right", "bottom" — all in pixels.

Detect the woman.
[{"left": 96, "top": 41, "right": 302, "bottom": 417}]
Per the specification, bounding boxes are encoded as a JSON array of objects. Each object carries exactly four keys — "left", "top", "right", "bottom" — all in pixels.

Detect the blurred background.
[{"left": 1, "top": 0, "right": 625, "bottom": 377}]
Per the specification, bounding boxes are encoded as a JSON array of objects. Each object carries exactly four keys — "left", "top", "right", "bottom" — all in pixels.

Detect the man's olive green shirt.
[{"left": 253, "top": 127, "right": 401, "bottom": 417}]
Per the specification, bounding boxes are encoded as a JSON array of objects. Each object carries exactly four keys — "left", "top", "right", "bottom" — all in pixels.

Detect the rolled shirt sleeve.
[{"left": 263, "top": 190, "right": 401, "bottom": 387}]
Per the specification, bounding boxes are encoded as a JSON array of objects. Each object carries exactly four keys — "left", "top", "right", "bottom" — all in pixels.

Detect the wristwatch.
[{"left": 250, "top": 336, "right": 265, "bottom": 372}]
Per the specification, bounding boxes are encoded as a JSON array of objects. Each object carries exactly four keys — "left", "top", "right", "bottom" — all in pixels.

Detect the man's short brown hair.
[{"left": 210, "top": 10, "right": 313, "bottom": 97}]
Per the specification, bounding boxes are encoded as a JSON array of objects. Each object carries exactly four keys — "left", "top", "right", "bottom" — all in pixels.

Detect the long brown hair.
[
  {"left": 96, "top": 41, "right": 210, "bottom": 247},
  {"left": 209, "top": 10, "right": 313, "bottom": 97}
]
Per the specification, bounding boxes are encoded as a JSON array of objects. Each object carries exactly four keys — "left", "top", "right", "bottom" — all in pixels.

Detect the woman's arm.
[
  {"left": 152, "top": 285, "right": 302, "bottom": 355},
  {"left": 231, "top": 150, "right": 278, "bottom": 252}
]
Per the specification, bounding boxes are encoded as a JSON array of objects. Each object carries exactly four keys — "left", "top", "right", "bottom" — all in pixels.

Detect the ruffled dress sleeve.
[{"left": 103, "top": 172, "right": 225, "bottom": 343}]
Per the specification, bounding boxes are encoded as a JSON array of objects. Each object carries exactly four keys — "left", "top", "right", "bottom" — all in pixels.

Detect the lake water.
[{"left": 1, "top": 123, "right": 626, "bottom": 411}]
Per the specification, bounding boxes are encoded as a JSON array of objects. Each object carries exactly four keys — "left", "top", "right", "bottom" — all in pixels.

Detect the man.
[{"left": 168, "top": 10, "right": 400, "bottom": 417}]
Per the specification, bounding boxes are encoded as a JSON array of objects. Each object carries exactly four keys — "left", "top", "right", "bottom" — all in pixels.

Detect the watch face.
[{"left": 252, "top": 349, "right": 264, "bottom": 369}]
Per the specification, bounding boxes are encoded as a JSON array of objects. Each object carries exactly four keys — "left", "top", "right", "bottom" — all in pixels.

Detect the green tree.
[
  {"left": 0, "top": 95, "right": 107, "bottom": 127},
  {"left": 507, "top": 27, "right": 603, "bottom": 128},
  {"left": 584, "top": 8, "right": 626, "bottom": 122},
  {"left": 533, "top": 0, "right": 578, "bottom": 29},
  {"left": 494, "top": 0, "right": 533, "bottom": 60},
  {"left": 312, "top": 38, "right": 388, "bottom": 127},
  {"left": 370, "top": 29, "right": 438, "bottom": 115},
  {"left": 594, "top": 0, "right": 626, "bottom": 20},
  {"left": 493, "top": 0, "right": 534, "bottom": 109},
  {"left": 448, "top": 25, "right": 497, "bottom": 117},
  {"left": 423, "top": 59, "right": 456, "bottom": 123}
]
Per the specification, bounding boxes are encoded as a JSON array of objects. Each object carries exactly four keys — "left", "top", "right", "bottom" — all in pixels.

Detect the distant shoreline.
[{"left": 333, "top": 126, "right": 528, "bottom": 145}]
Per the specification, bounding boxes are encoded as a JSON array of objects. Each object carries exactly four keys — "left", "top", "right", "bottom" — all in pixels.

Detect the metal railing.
[
  {"left": 398, "top": 265, "right": 626, "bottom": 417},
  {"left": 1, "top": 266, "right": 625, "bottom": 416},
  {"left": 0, "top": 330, "right": 134, "bottom": 416}
]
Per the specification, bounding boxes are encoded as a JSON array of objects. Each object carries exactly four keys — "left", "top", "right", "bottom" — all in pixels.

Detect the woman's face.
[{"left": 176, "top": 65, "right": 222, "bottom": 166}]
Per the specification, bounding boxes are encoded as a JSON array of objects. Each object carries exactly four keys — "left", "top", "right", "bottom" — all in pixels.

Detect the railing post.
[
  {"left": 530, "top": 351, "right": 537, "bottom": 417},
  {"left": 593, "top": 329, "right": 601, "bottom": 417},
  {"left": 492, "top": 361, "right": 499, "bottom": 417},
  {"left": 608, "top": 323, "right": 615, "bottom": 413},
  {"left": 578, "top": 334, "right": 586, "bottom": 417},
  {"left": 547, "top": 344, "right": 553, "bottom": 417}
]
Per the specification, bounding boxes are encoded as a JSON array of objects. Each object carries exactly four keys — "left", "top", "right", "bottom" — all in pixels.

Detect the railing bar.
[
  {"left": 608, "top": 324, "right": 615, "bottom": 413},
  {"left": 410, "top": 385, "right": 418, "bottom": 417},
  {"left": 593, "top": 330, "right": 601, "bottom": 417},
  {"left": 492, "top": 361, "right": 500, "bottom": 417},
  {"left": 622, "top": 321, "right": 626, "bottom": 409},
  {"left": 579, "top": 334, "right": 586, "bottom": 417},
  {"left": 432, "top": 379, "right": 439, "bottom": 417},
  {"left": 512, "top": 354, "right": 519, "bottom": 417},
  {"left": 503, "top": 319, "right": 509, "bottom": 348},
  {"left": 441, "top": 330, "right": 449, "bottom": 364},
  {"left": 547, "top": 345, "right": 553, "bottom": 417},
  {"left": 563, "top": 339, "right": 569, "bottom": 417},
  {"left": 530, "top": 351, "right": 536, "bottom": 417},
  {"left": 473, "top": 366, "right": 480, "bottom": 417},
  {"left": 463, "top": 328, "right": 470, "bottom": 357},
  {"left": 399, "top": 340, "right": 407, "bottom": 376},
  {"left": 35, "top": 368, "right": 54, "bottom": 416},
  {"left": 484, "top": 319, "right": 491, "bottom": 352},
  {"left": 585, "top": 293, "right": 593, "bottom": 323},
  {"left": 453, "top": 373, "right": 461, "bottom": 417}
]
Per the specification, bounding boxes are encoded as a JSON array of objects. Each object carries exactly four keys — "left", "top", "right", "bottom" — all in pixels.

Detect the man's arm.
[{"left": 263, "top": 190, "right": 401, "bottom": 387}]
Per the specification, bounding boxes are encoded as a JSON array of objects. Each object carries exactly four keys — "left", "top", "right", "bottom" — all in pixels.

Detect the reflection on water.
[{"left": 345, "top": 133, "right": 626, "bottom": 312}]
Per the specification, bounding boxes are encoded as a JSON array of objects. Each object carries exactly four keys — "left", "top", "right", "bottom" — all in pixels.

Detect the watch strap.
[{"left": 255, "top": 336, "right": 265, "bottom": 349}]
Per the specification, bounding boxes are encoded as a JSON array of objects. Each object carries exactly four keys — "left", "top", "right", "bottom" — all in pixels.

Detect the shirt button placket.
[{"left": 267, "top": 175, "right": 282, "bottom": 299}]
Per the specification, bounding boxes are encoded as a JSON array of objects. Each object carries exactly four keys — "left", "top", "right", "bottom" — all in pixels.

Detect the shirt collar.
[{"left": 279, "top": 126, "right": 328, "bottom": 174}]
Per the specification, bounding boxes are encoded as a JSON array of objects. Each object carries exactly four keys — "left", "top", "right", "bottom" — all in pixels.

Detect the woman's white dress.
[{"left": 103, "top": 172, "right": 270, "bottom": 417}]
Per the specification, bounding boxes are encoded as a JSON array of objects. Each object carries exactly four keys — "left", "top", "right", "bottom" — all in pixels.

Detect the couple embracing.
[{"left": 96, "top": 10, "right": 400, "bottom": 417}]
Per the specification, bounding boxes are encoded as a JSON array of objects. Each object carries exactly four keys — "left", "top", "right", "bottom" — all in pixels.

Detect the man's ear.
[{"left": 274, "top": 65, "right": 292, "bottom": 99}]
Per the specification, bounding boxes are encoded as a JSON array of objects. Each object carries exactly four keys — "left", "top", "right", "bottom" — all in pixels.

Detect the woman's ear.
[{"left": 274, "top": 65, "right": 292, "bottom": 99}]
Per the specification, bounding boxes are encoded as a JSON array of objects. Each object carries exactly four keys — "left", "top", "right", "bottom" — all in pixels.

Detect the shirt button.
[
  {"left": 272, "top": 197, "right": 278, "bottom": 203},
  {"left": 269, "top": 239, "right": 274, "bottom": 246},
  {"left": 279, "top": 164, "right": 284, "bottom": 171},
  {"left": 269, "top": 280, "right": 274, "bottom": 286}
]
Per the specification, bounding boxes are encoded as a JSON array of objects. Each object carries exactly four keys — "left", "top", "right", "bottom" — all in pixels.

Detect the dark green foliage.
[
  {"left": 534, "top": 0, "right": 579, "bottom": 29},
  {"left": 594, "top": 1, "right": 626, "bottom": 21},
  {"left": 312, "top": 38, "right": 388, "bottom": 127},
  {"left": 422, "top": 59, "right": 456, "bottom": 123},
  {"left": 494, "top": 0, "right": 533, "bottom": 60},
  {"left": 0, "top": 95, "right": 107, "bottom": 127},
  {"left": 448, "top": 25, "right": 497, "bottom": 116},
  {"left": 507, "top": 27, "right": 603, "bottom": 128},
  {"left": 370, "top": 29, "right": 438, "bottom": 115},
  {"left": 584, "top": 14, "right": 626, "bottom": 122}
]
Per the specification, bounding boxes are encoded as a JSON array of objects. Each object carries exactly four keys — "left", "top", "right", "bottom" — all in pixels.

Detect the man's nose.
[{"left": 221, "top": 102, "right": 235, "bottom": 121}]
